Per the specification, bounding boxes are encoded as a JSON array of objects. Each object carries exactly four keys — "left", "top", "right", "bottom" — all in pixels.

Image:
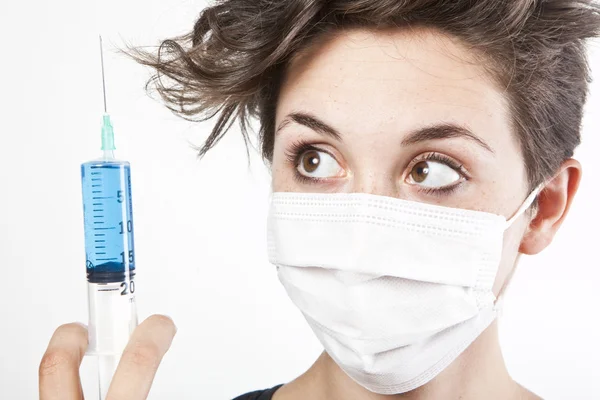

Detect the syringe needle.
[
  {"left": 99, "top": 35, "right": 115, "bottom": 155},
  {"left": 99, "top": 35, "right": 107, "bottom": 114}
]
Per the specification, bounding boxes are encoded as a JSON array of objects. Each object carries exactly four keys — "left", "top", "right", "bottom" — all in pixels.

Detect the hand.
[{"left": 39, "top": 315, "right": 177, "bottom": 400}]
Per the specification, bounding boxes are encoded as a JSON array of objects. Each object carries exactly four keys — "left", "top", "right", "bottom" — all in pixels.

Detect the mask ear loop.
[
  {"left": 504, "top": 184, "right": 544, "bottom": 229},
  {"left": 493, "top": 253, "right": 521, "bottom": 315},
  {"left": 495, "top": 184, "right": 544, "bottom": 313}
]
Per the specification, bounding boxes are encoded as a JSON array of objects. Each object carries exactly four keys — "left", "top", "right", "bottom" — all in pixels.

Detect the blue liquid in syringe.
[{"left": 81, "top": 160, "right": 135, "bottom": 283}]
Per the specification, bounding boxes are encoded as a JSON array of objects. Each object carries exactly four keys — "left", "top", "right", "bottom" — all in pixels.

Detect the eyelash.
[
  {"left": 284, "top": 141, "right": 469, "bottom": 195},
  {"left": 284, "top": 139, "right": 330, "bottom": 185},
  {"left": 408, "top": 152, "right": 469, "bottom": 196}
]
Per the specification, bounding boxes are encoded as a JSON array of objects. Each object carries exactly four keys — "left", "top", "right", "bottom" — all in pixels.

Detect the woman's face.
[{"left": 271, "top": 28, "right": 532, "bottom": 295}]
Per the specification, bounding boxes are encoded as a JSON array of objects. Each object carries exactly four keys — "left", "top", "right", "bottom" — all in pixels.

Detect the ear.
[{"left": 519, "top": 159, "right": 582, "bottom": 255}]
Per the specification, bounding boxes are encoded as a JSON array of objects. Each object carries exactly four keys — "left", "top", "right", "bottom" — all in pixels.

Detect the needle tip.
[{"left": 99, "top": 34, "right": 108, "bottom": 114}]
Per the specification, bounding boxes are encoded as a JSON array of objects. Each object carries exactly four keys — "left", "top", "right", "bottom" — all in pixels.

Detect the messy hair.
[{"left": 127, "top": 0, "right": 600, "bottom": 189}]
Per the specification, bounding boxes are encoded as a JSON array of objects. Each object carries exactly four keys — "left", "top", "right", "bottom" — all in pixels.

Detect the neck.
[{"left": 282, "top": 321, "right": 525, "bottom": 400}]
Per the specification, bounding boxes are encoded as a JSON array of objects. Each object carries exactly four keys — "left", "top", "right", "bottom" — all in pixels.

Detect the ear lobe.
[{"left": 519, "top": 159, "right": 582, "bottom": 255}]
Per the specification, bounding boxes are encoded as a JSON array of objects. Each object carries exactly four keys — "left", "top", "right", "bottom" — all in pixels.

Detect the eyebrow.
[
  {"left": 276, "top": 111, "right": 493, "bottom": 153},
  {"left": 401, "top": 123, "right": 494, "bottom": 153},
  {"left": 276, "top": 112, "right": 342, "bottom": 140}
]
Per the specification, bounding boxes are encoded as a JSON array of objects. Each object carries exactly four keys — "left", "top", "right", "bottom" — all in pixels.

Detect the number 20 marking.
[{"left": 120, "top": 280, "right": 136, "bottom": 296}]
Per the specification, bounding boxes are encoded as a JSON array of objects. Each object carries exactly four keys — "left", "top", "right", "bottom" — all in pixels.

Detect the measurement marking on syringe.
[
  {"left": 93, "top": 222, "right": 104, "bottom": 224},
  {"left": 95, "top": 246, "right": 106, "bottom": 248},
  {"left": 95, "top": 240, "right": 106, "bottom": 242},
  {"left": 94, "top": 227, "right": 115, "bottom": 230},
  {"left": 93, "top": 203, "right": 102, "bottom": 206},
  {"left": 92, "top": 185, "right": 101, "bottom": 187},
  {"left": 91, "top": 178, "right": 101, "bottom": 181},
  {"left": 91, "top": 172, "right": 101, "bottom": 175},
  {"left": 93, "top": 209, "right": 103, "bottom": 212},
  {"left": 92, "top": 197, "right": 111, "bottom": 200},
  {"left": 94, "top": 233, "right": 106, "bottom": 237},
  {"left": 97, "top": 258, "right": 118, "bottom": 261},
  {"left": 92, "top": 191, "right": 101, "bottom": 194},
  {"left": 98, "top": 288, "right": 119, "bottom": 292}
]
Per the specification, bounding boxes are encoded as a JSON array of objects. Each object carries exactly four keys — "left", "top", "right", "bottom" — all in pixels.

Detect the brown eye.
[
  {"left": 410, "top": 161, "right": 430, "bottom": 183},
  {"left": 302, "top": 150, "right": 320, "bottom": 173},
  {"left": 406, "top": 159, "right": 461, "bottom": 188},
  {"left": 296, "top": 149, "right": 344, "bottom": 179}
]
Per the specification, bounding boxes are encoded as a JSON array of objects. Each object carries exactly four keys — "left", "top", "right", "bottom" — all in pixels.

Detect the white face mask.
[{"left": 266, "top": 189, "right": 539, "bottom": 394}]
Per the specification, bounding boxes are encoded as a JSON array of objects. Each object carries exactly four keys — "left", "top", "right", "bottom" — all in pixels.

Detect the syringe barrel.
[
  {"left": 81, "top": 160, "right": 138, "bottom": 356},
  {"left": 81, "top": 160, "right": 135, "bottom": 283},
  {"left": 87, "top": 281, "right": 137, "bottom": 355}
]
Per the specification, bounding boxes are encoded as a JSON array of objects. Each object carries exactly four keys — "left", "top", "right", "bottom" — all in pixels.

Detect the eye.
[
  {"left": 297, "top": 149, "right": 344, "bottom": 179},
  {"left": 407, "top": 160, "right": 461, "bottom": 188}
]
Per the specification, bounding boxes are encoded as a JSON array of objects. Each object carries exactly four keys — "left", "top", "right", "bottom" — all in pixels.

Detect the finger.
[
  {"left": 106, "top": 315, "right": 176, "bottom": 400},
  {"left": 39, "top": 323, "right": 88, "bottom": 400}
]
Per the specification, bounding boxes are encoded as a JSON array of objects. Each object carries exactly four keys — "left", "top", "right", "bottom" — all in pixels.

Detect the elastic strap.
[{"left": 505, "top": 184, "right": 544, "bottom": 228}]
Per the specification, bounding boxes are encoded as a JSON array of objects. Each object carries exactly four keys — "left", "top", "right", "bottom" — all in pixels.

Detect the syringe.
[{"left": 80, "top": 35, "right": 138, "bottom": 399}]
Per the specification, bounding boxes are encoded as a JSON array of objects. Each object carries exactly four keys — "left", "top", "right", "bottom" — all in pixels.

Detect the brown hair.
[{"left": 126, "top": 0, "right": 600, "bottom": 189}]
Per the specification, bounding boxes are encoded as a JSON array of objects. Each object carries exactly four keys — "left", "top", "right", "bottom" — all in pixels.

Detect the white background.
[{"left": 1, "top": 0, "right": 599, "bottom": 399}]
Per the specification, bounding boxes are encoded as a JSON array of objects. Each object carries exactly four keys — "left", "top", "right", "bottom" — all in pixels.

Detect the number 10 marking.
[{"left": 119, "top": 220, "right": 132, "bottom": 234}]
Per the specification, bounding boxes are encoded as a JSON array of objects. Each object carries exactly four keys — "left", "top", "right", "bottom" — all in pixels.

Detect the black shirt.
[{"left": 233, "top": 384, "right": 284, "bottom": 400}]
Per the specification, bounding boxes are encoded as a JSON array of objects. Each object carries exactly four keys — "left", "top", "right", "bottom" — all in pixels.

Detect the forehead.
[{"left": 277, "top": 28, "right": 514, "bottom": 151}]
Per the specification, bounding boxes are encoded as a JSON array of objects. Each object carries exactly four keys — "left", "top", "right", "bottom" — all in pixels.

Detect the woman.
[{"left": 39, "top": 0, "right": 600, "bottom": 399}]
